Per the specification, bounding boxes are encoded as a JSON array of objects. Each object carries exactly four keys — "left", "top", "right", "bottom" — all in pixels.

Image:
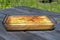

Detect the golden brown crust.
[
  {"left": 5, "top": 16, "right": 53, "bottom": 25},
  {"left": 4, "top": 16, "right": 54, "bottom": 30}
]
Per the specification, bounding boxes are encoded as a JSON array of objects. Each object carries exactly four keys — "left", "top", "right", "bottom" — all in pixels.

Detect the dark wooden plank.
[
  {"left": 44, "top": 31, "right": 60, "bottom": 40},
  {"left": 52, "top": 15, "right": 60, "bottom": 31},
  {"left": 52, "top": 15, "right": 60, "bottom": 24},
  {"left": 0, "top": 22, "right": 6, "bottom": 31},
  {"left": 1, "top": 8, "right": 41, "bottom": 15},
  {"left": 26, "top": 31, "right": 57, "bottom": 40},
  {"left": 1, "top": 8, "right": 25, "bottom": 15},
  {"left": 0, "top": 12, "right": 6, "bottom": 22},
  {"left": 0, "top": 36, "right": 5, "bottom": 40},
  {"left": 55, "top": 23, "right": 60, "bottom": 32},
  {"left": 0, "top": 31, "right": 21, "bottom": 40},
  {"left": 15, "top": 6, "right": 60, "bottom": 16},
  {"left": 8, "top": 31, "right": 46, "bottom": 40},
  {"left": 26, "top": 29, "right": 60, "bottom": 40}
]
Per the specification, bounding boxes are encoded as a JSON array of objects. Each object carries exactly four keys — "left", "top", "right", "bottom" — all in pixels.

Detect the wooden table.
[{"left": 0, "top": 6, "right": 60, "bottom": 40}]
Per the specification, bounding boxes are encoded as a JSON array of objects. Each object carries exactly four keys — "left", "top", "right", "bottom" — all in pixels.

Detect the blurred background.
[{"left": 0, "top": 0, "right": 60, "bottom": 13}]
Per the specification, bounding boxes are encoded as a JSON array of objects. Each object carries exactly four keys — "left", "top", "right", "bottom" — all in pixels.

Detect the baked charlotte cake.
[{"left": 4, "top": 16, "right": 54, "bottom": 30}]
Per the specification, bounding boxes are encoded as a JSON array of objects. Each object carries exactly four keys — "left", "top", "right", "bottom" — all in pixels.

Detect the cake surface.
[{"left": 4, "top": 16, "right": 54, "bottom": 30}]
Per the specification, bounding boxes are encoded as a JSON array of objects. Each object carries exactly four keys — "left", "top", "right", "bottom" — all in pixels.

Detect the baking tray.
[{"left": 3, "top": 15, "right": 56, "bottom": 31}]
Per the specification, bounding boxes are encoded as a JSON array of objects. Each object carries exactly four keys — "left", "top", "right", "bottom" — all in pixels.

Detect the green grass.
[{"left": 0, "top": 0, "right": 60, "bottom": 13}]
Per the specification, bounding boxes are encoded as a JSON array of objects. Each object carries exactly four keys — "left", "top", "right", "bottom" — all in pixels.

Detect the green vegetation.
[{"left": 0, "top": 0, "right": 60, "bottom": 13}]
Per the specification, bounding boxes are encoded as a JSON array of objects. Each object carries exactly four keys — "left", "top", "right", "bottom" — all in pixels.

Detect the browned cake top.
[{"left": 5, "top": 16, "right": 54, "bottom": 25}]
